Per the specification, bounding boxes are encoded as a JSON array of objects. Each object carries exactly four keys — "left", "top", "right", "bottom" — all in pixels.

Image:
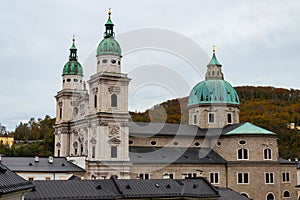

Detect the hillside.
[{"left": 130, "top": 86, "right": 300, "bottom": 159}]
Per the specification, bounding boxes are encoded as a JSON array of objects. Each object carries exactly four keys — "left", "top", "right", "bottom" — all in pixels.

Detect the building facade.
[{"left": 54, "top": 10, "right": 297, "bottom": 200}]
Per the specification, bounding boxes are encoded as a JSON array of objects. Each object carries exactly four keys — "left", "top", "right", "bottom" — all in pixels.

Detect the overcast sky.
[{"left": 1, "top": 0, "right": 300, "bottom": 130}]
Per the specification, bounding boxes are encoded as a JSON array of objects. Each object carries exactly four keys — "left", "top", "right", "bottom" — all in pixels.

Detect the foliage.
[
  {"left": 0, "top": 115, "right": 55, "bottom": 157},
  {"left": 130, "top": 86, "right": 300, "bottom": 159}
]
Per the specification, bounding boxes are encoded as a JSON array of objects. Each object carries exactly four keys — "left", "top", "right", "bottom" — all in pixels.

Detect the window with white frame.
[
  {"left": 283, "top": 190, "right": 290, "bottom": 198},
  {"left": 237, "top": 148, "right": 249, "bottom": 160},
  {"left": 208, "top": 113, "right": 215, "bottom": 124},
  {"left": 163, "top": 173, "right": 174, "bottom": 179},
  {"left": 282, "top": 172, "right": 290, "bottom": 183},
  {"left": 237, "top": 172, "right": 249, "bottom": 184},
  {"left": 265, "top": 172, "right": 274, "bottom": 184},
  {"left": 139, "top": 173, "right": 150, "bottom": 180},
  {"left": 209, "top": 172, "right": 219, "bottom": 184},
  {"left": 264, "top": 148, "right": 272, "bottom": 160}
]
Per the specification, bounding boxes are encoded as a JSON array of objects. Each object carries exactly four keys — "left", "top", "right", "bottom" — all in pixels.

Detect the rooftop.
[
  {"left": 24, "top": 176, "right": 250, "bottom": 200},
  {"left": 1, "top": 157, "right": 85, "bottom": 172}
]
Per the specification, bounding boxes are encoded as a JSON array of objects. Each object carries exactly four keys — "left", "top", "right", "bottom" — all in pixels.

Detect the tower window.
[
  {"left": 212, "top": 71, "right": 215, "bottom": 76},
  {"left": 94, "top": 95, "right": 97, "bottom": 108},
  {"left": 208, "top": 113, "right": 215, "bottom": 124},
  {"left": 57, "top": 149, "right": 60, "bottom": 157},
  {"left": 237, "top": 148, "right": 249, "bottom": 160},
  {"left": 67, "top": 79, "right": 71, "bottom": 82},
  {"left": 227, "top": 113, "right": 232, "bottom": 124},
  {"left": 264, "top": 148, "right": 272, "bottom": 160},
  {"left": 102, "top": 59, "right": 107, "bottom": 63},
  {"left": 139, "top": 173, "right": 150, "bottom": 180},
  {"left": 118, "top": 61, "right": 121, "bottom": 65},
  {"left": 59, "top": 108, "right": 62, "bottom": 119},
  {"left": 111, "top": 146, "right": 117, "bottom": 158},
  {"left": 193, "top": 114, "right": 197, "bottom": 125},
  {"left": 92, "top": 146, "right": 95, "bottom": 158},
  {"left": 111, "top": 94, "right": 117, "bottom": 107}
]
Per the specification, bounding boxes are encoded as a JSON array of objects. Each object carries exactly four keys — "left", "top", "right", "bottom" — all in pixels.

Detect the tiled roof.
[
  {"left": 129, "top": 147, "right": 226, "bottom": 164},
  {"left": 129, "top": 122, "right": 276, "bottom": 137},
  {"left": 1, "top": 157, "right": 85, "bottom": 172},
  {"left": 0, "top": 162, "right": 34, "bottom": 195},
  {"left": 25, "top": 177, "right": 250, "bottom": 200}
]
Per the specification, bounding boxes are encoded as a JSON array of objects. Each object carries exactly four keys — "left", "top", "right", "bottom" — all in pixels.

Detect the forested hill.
[{"left": 130, "top": 86, "right": 300, "bottom": 159}]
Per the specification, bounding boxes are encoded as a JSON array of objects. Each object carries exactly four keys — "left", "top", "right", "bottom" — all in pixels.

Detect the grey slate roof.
[
  {"left": 129, "top": 147, "right": 226, "bottom": 164},
  {"left": 217, "top": 187, "right": 251, "bottom": 200},
  {"left": 129, "top": 122, "right": 253, "bottom": 137},
  {"left": 25, "top": 177, "right": 250, "bottom": 200},
  {"left": 1, "top": 157, "right": 85, "bottom": 172},
  {"left": 0, "top": 162, "right": 34, "bottom": 195}
]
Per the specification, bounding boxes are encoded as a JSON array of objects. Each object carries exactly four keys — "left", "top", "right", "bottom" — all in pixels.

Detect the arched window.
[
  {"left": 266, "top": 193, "right": 275, "bottom": 200},
  {"left": 111, "top": 94, "right": 117, "bottom": 107},
  {"left": 240, "top": 193, "right": 249, "bottom": 198},
  {"left": 264, "top": 148, "right": 272, "bottom": 160},
  {"left": 237, "top": 148, "right": 249, "bottom": 160},
  {"left": 283, "top": 191, "right": 290, "bottom": 198},
  {"left": 94, "top": 95, "right": 97, "bottom": 108}
]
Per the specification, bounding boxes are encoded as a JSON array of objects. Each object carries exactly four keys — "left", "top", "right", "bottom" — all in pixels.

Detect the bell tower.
[
  {"left": 85, "top": 9, "right": 131, "bottom": 179},
  {"left": 54, "top": 36, "right": 87, "bottom": 157}
]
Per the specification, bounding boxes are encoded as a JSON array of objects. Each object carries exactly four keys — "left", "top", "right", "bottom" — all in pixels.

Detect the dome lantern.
[{"left": 62, "top": 36, "right": 83, "bottom": 76}]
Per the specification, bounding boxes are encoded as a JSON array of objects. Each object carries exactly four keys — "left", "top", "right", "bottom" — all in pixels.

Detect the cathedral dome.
[
  {"left": 97, "top": 37, "right": 121, "bottom": 56},
  {"left": 188, "top": 79, "right": 240, "bottom": 106},
  {"left": 62, "top": 37, "right": 83, "bottom": 76}
]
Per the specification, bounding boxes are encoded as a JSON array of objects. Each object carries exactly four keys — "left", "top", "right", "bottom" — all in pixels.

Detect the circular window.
[
  {"left": 129, "top": 140, "right": 133, "bottom": 145},
  {"left": 195, "top": 142, "right": 200, "bottom": 147},
  {"left": 118, "top": 61, "right": 121, "bottom": 65},
  {"left": 217, "top": 141, "right": 221, "bottom": 146},
  {"left": 173, "top": 141, "right": 179, "bottom": 146},
  {"left": 102, "top": 59, "right": 107, "bottom": 63},
  {"left": 239, "top": 140, "right": 247, "bottom": 145},
  {"left": 74, "top": 79, "right": 78, "bottom": 82},
  {"left": 63, "top": 79, "right": 65, "bottom": 83},
  {"left": 111, "top": 59, "right": 116, "bottom": 64},
  {"left": 67, "top": 79, "right": 71, "bottom": 82},
  {"left": 151, "top": 141, "right": 157, "bottom": 146},
  {"left": 97, "top": 61, "right": 100, "bottom": 64}
]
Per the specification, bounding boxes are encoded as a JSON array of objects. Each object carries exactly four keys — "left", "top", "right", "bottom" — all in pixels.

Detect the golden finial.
[
  {"left": 72, "top": 34, "right": 75, "bottom": 42},
  {"left": 212, "top": 45, "right": 216, "bottom": 53},
  {"left": 108, "top": 7, "right": 111, "bottom": 16}
]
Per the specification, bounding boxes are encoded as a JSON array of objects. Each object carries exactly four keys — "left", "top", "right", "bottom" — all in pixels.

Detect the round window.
[
  {"left": 74, "top": 79, "right": 78, "bottom": 82},
  {"left": 173, "top": 141, "right": 179, "bottom": 146},
  {"left": 102, "top": 59, "right": 107, "bottom": 63},
  {"left": 217, "top": 141, "right": 221, "bottom": 146},
  {"left": 195, "top": 142, "right": 200, "bottom": 147},
  {"left": 151, "top": 141, "right": 157, "bottom": 146},
  {"left": 239, "top": 140, "right": 247, "bottom": 145},
  {"left": 129, "top": 140, "right": 133, "bottom": 145},
  {"left": 67, "top": 79, "right": 71, "bottom": 82},
  {"left": 111, "top": 60, "right": 116, "bottom": 64}
]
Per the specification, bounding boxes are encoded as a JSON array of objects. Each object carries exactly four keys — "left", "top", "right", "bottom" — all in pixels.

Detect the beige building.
[{"left": 54, "top": 11, "right": 297, "bottom": 200}]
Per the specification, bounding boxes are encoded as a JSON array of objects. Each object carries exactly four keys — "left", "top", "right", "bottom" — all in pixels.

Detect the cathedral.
[{"left": 54, "top": 10, "right": 297, "bottom": 200}]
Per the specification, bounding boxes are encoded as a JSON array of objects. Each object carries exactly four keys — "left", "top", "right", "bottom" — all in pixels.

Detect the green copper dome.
[
  {"left": 97, "top": 9, "right": 122, "bottom": 56},
  {"left": 188, "top": 80, "right": 240, "bottom": 106},
  {"left": 97, "top": 37, "right": 121, "bottom": 55},
  {"left": 62, "top": 37, "right": 83, "bottom": 76},
  {"left": 62, "top": 61, "right": 83, "bottom": 76}
]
